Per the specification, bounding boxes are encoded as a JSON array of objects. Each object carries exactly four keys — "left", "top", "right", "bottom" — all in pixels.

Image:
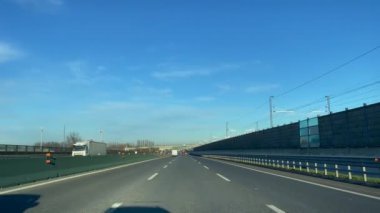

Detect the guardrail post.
[
  {"left": 348, "top": 165, "right": 352, "bottom": 180},
  {"left": 363, "top": 167, "right": 367, "bottom": 182},
  {"left": 306, "top": 162, "right": 310, "bottom": 173},
  {"left": 324, "top": 163, "right": 327, "bottom": 176},
  {"left": 281, "top": 160, "right": 284, "bottom": 168},
  {"left": 299, "top": 162, "right": 302, "bottom": 171},
  {"left": 272, "top": 160, "right": 275, "bottom": 167},
  {"left": 293, "top": 161, "right": 296, "bottom": 170},
  {"left": 287, "top": 161, "right": 289, "bottom": 169},
  {"left": 335, "top": 164, "right": 339, "bottom": 178},
  {"left": 315, "top": 163, "right": 318, "bottom": 174},
  {"left": 277, "top": 160, "right": 280, "bottom": 168}
]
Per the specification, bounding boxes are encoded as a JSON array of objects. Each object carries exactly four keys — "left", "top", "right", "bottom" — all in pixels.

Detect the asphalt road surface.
[{"left": 1, "top": 156, "right": 380, "bottom": 213}]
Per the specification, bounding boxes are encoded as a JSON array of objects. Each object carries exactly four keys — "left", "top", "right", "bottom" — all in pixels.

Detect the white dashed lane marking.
[
  {"left": 216, "top": 173, "right": 231, "bottom": 182},
  {"left": 266, "top": 204, "right": 286, "bottom": 213},
  {"left": 147, "top": 173, "right": 159, "bottom": 181}
]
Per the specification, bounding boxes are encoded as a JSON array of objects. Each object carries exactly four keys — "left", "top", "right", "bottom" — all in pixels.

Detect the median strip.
[{"left": 0, "top": 157, "right": 161, "bottom": 195}]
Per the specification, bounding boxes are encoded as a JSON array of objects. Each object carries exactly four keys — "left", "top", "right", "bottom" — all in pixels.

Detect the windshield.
[
  {"left": 73, "top": 145, "right": 86, "bottom": 151},
  {"left": 0, "top": 1, "right": 379, "bottom": 212}
]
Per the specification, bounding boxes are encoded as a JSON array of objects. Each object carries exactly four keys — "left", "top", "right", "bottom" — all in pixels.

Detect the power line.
[
  {"left": 275, "top": 46, "right": 380, "bottom": 98},
  {"left": 331, "top": 94, "right": 380, "bottom": 108},
  {"left": 227, "top": 100, "right": 268, "bottom": 122},
  {"left": 280, "top": 80, "right": 379, "bottom": 113},
  {"left": 330, "top": 80, "right": 380, "bottom": 99}
]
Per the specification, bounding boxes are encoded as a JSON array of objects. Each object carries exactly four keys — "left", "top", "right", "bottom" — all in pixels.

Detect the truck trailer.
[
  {"left": 171, "top": 149, "right": 178, "bottom": 157},
  {"left": 72, "top": 140, "right": 107, "bottom": 156}
]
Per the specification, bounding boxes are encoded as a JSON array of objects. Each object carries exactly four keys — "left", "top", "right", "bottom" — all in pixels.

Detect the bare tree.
[{"left": 65, "top": 132, "right": 82, "bottom": 147}]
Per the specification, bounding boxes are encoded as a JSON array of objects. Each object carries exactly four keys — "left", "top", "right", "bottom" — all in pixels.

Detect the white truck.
[
  {"left": 171, "top": 149, "right": 178, "bottom": 157},
  {"left": 72, "top": 140, "right": 107, "bottom": 157}
]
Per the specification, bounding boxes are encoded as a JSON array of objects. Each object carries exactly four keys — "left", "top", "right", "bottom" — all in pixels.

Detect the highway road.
[{"left": 1, "top": 155, "right": 380, "bottom": 213}]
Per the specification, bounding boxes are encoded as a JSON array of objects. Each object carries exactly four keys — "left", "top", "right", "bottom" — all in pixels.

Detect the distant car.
[{"left": 171, "top": 150, "right": 178, "bottom": 157}]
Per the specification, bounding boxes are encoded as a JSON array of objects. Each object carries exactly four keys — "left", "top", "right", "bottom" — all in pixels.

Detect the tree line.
[{"left": 34, "top": 132, "right": 82, "bottom": 147}]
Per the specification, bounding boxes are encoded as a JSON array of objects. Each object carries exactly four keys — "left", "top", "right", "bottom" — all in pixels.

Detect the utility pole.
[
  {"left": 325, "top": 96, "right": 331, "bottom": 113},
  {"left": 226, "top": 122, "right": 229, "bottom": 138},
  {"left": 255, "top": 121, "right": 259, "bottom": 131},
  {"left": 269, "top": 96, "right": 274, "bottom": 128}
]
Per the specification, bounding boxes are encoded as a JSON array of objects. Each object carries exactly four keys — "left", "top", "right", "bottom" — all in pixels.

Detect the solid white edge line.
[
  {"left": 111, "top": 202, "right": 123, "bottom": 208},
  {"left": 203, "top": 166, "right": 209, "bottom": 170},
  {"left": 266, "top": 204, "right": 286, "bottom": 213},
  {"left": 207, "top": 158, "right": 380, "bottom": 201},
  {"left": 0, "top": 157, "right": 163, "bottom": 195},
  {"left": 147, "top": 173, "right": 159, "bottom": 181},
  {"left": 216, "top": 173, "right": 231, "bottom": 182},
  {"left": 106, "top": 202, "right": 123, "bottom": 213}
]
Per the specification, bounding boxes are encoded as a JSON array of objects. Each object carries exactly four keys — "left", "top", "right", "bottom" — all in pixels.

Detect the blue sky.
[{"left": 0, "top": 0, "right": 379, "bottom": 145}]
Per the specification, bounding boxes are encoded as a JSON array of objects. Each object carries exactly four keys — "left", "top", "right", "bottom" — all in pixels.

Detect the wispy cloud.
[
  {"left": 245, "top": 84, "right": 279, "bottom": 94},
  {"left": 67, "top": 60, "right": 118, "bottom": 85},
  {"left": 152, "top": 69, "right": 213, "bottom": 79},
  {"left": 130, "top": 86, "right": 173, "bottom": 99},
  {"left": 85, "top": 101, "right": 148, "bottom": 113},
  {"left": 216, "top": 84, "right": 233, "bottom": 94},
  {"left": 11, "top": 0, "right": 63, "bottom": 12},
  {"left": 152, "top": 63, "right": 241, "bottom": 80},
  {"left": 194, "top": 96, "right": 216, "bottom": 102},
  {"left": 0, "top": 42, "right": 23, "bottom": 63}
]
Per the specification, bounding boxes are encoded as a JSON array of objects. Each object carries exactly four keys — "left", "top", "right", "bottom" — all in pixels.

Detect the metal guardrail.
[
  {"left": 0, "top": 144, "right": 71, "bottom": 153},
  {"left": 195, "top": 153, "right": 380, "bottom": 185}
]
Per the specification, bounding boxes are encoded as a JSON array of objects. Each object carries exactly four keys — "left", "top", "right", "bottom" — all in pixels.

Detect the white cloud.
[
  {"left": 0, "top": 42, "right": 22, "bottom": 63},
  {"left": 245, "top": 84, "right": 279, "bottom": 94}
]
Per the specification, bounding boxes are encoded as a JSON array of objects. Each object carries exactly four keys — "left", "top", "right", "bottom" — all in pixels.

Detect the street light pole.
[
  {"left": 40, "top": 128, "right": 44, "bottom": 150},
  {"left": 226, "top": 121, "right": 229, "bottom": 138},
  {"left": 269, "top": 96, "right": 274, "bottom": 128},
  {"left": 100, "top": 129, "right": 103, "bottom": 142},
  {"left": 325, "top": 96, "right": 331, "bottom": 113},
  {"left": 63, "top": 124, "right": 66, "bottom": 143}
]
